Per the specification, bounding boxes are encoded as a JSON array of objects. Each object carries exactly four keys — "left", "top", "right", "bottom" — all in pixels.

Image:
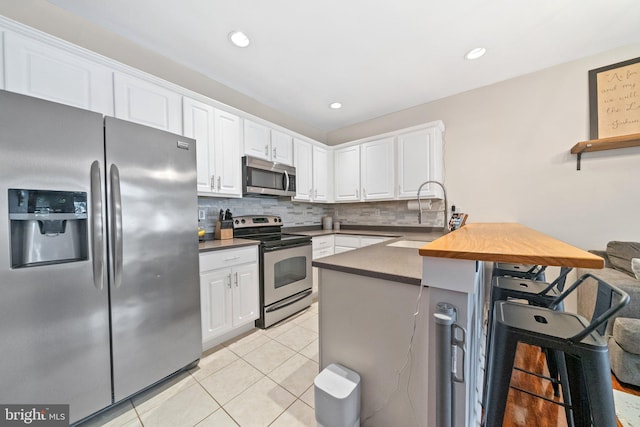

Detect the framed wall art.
[{"left": 589, "top": 56, "right": 640, "bottom": 139}]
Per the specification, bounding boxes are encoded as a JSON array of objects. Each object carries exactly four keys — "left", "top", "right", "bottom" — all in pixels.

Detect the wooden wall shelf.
[{"left": 570, "top": 133, "right": 640, "bottom": 170}]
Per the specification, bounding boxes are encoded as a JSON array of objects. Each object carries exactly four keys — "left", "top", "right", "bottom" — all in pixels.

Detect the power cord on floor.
[{"left": 363, "top": 282, "right": 425, "bottom": 426}]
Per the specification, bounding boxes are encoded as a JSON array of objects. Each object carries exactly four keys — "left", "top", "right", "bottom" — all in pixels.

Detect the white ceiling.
[{"left": 47, "top": 0, "right": 640, "bottom": 132}]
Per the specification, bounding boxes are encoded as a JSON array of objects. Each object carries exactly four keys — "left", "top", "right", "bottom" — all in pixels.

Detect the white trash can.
[{"left": 314, "top": 363, "right": 361, "bottom": 427}]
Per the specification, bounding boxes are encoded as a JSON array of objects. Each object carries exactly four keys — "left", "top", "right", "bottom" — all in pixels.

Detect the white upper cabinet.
[
  {"left": 183, "top": 97, "right": 216, "bottom": 194},
  {"left": 396, "top": 123, "right": 444, "bottom": 199},
  {"left": 293, "top": 138, "right": 313, "bottom": 201},
  {"left": 113, "top": 72, "right": 182, "bottom": 134},
  {"left": 3, "top": 31, "right": 113, "bottom": 114},
  {"left": 243, "top": 119, "right": 271, "bottom": 159},
  {"left": 214, "top": 109, "right": 242, "bottom": 196},
  {"left": 334, "top": 145, "right": 361, "bottom": 202},
  {"left": 243, "top": 119, "right": 293, "bottom": 165},
  {"left": 313, "top": 145, "right": 330, "bottom": 202},
  {"left": 270, "top": 129, "right": 293, "bottom": 165},
  {"left": 294, "top": 139, "right": 331, "bottom": 203},
  {"left": 0, "top": 31, "right": 5, "bottom": 90},
  {"left": 360, "top": 137, "right": 395, "bottom": 200},
  {"left": 183, "top": 97, "right": 242, "bottom": 197}
]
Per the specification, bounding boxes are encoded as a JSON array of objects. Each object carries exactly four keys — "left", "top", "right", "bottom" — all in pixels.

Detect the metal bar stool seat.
[
  {"left": 492, "top": 267, "right": 571, "bottom": 306},
  {"left": 492, "top": 263, "right": 547, "bottom": 281},
  {"left": 483, "top": 274, "right": 629, "bottom": 427}
]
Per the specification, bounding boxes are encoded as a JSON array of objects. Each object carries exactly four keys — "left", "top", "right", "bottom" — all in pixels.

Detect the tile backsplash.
[
  {"left": 197, "top": 197, "right": 331, "bottom": 232},
  {"left": 198, "top": 197, "right": 445, "bottom": 232},
  {"left": 331, "top": 200, "right": 445, "bottom": 228}
]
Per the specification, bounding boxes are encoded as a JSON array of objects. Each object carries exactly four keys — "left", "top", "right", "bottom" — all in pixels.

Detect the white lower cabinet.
[
  {"left": 334, "top": 234, "right": 393, "bottom": 254},
  {"left": 312, "top": 235, "right": 335, "bottom": 297},
  {"left": 199, "top": 246, "right": 259, "bottom": 350}
]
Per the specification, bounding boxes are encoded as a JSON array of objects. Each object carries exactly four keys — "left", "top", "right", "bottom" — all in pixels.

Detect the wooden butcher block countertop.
[{"left": 418, "top": 223, "right": 604, "bottom": 269}]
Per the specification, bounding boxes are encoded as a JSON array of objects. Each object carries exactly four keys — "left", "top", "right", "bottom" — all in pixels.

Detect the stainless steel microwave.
[{"left": 242, "top": 156, "right": 296, "bottom": 197}]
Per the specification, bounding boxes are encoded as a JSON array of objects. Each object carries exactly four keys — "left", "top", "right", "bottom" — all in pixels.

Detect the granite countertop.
[
  {"left": 311, "top": 228, "right": 444, "bottom": 285},
  {"left": 419, "top": 222, "right": 604, "bottom": 268}
]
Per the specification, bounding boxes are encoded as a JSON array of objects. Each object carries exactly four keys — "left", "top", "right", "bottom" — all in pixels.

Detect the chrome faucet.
[{"left": 417, "top": 180, "right": 448, "bottom": 233}]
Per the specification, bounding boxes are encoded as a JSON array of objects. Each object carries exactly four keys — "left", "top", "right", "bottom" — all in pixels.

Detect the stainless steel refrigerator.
[{"left": 0, "top": 90, "right": 201, "bottom": 424}]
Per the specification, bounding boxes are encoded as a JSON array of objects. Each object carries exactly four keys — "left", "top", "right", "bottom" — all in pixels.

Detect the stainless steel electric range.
[{"left": 232, "top": 215, "right": 312, "bottom": 328}]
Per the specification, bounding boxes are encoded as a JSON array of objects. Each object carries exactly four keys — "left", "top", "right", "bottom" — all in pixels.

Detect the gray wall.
[{"left": 327, "top": 44, "right": 640, "bottom": 249}]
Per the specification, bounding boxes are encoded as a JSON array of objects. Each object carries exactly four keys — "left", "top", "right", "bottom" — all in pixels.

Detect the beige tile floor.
[{"left": 79, "top": 302, "right": 319, "bottom": 427}]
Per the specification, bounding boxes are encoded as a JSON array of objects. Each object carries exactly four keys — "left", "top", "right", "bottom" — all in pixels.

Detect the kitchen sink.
[{"left": 386, "top": 240, "right": 431, "bottom": 249}]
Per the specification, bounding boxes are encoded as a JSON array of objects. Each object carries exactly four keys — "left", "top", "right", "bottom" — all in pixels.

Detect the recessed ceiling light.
[
  {"left": 465, "top": 47, "right": 487, "bottom": 60},
  {"left": 228, "top": 31, "right": 250, "bottom": 48},
  {"left": 329, "top": 102, "right": 342, "bottom": 109}
]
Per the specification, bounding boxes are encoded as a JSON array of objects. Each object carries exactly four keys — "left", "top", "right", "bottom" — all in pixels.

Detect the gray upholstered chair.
[{"left": 576, "top": 241, "right": 640, "bottom": 387}]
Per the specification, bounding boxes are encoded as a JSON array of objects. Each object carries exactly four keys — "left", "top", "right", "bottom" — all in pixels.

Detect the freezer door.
[
  {"left": 0, "top": 91, "right": 111, "bottom": 423},
  {"left": 105, "top": 117, "right": 201, "bottom": 401}
]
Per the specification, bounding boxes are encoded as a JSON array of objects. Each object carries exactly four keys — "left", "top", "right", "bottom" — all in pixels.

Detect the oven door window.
[{"left": 274, "top": 256, "right": 307, "bottom": 288}]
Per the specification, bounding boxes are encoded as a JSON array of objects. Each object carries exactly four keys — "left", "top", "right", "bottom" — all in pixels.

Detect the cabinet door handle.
[
  {"left": 273, "top": 147, "right": 277, "bottom": 158},
  {"left": 227, "top": 274, "right": 232, "bottom": 288},
  {"left": 224, "top": 256, "right": 240, "bottom": 262},
  {"left": 217, "top": 176, "right": 221, "bottom": 191},
  {"left": 355, "top": 189, "right": 359, "bottom": 199},
  {"left": 363, "top": 188, "right": 367, "bottom": 198},
  {"left": 210, "top": 176, "right": 215, "bottom": 190},
  {"left": 265, "top": 145, "right": 269, "bottom": 156},
  {"left": 315, "top": 189, "right": 318, "bottom": 198},
  {"left": 234, "top": 272, "right": 239, "bottom": 287}
]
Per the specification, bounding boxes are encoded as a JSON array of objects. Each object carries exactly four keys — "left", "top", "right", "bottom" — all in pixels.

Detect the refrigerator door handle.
[
  {"left": 110, "top": 164, "right": 124, "bottom": 288},
  {"left": 90, "top": 161, "right": 104, "bottom": 290}
]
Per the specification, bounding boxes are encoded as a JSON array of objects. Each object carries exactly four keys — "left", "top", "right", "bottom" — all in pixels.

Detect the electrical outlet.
[{"left": 198, "top": 209, "right": 206, "bottom": 220}]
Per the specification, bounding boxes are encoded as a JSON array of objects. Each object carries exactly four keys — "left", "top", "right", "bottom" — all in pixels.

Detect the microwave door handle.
[
  {"left": 90, "top": 161, "right": 104, "bottom": 291},
  {"left": 284, "top": 170, "right": 290, "bottom": 192},
  {"left": 110, "top": 164, "right": 124, "bottom": 288}
]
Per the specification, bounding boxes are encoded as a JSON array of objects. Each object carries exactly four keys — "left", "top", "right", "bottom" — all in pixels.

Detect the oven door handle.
[
  {"left": 265, "top": 289, "right": 313, "bottom": 313},
  {"left": 262, "top": 241, "right": 312, "bottom": 252}
]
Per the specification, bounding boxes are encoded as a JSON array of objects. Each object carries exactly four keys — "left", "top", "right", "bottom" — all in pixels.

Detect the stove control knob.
[
  {"left": 241, "top": 219, "right": 246, "bottom": 224},
  {"left": 234, "top": 219, "right": 239, "bottom": 225}
]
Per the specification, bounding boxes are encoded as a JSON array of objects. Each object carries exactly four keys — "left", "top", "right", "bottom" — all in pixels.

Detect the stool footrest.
[
  {"left": 509, "top": 385, "right": 569, "bottom": 408},
  {"left": 513, "top": 366, "right": 560, "bottom": 386}
]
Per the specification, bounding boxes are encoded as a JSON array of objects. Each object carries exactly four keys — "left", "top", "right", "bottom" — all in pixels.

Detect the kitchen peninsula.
[{"left": 315, "top": 223, "right": 603, "bottom": 427}]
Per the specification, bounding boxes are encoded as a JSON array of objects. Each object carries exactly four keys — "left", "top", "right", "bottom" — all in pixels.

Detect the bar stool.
[
  {"left": 483, "top": 273, "right": 629, "bottom": 427},
  {"left": 492, "top": 263, "right": 547, "bottom": 281},
  {"left": 485, "top": 267, "right": 572, "bottom": 398}
]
